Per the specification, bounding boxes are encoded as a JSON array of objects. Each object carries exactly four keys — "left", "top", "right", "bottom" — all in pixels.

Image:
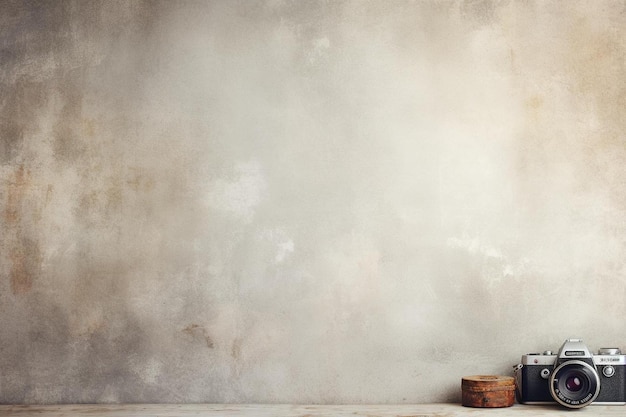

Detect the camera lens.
[
  {"left": 561, "top": 370, "right": 588, "bottom": 396},
  {"left": 549, "top": 360, "right": 600, "bottom": 408},
  {"left": 565, "top": 375, "right": 583, "bottom": 392}
]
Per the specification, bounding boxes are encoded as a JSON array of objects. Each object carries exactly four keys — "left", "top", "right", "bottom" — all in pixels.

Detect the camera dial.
[{"left": 599, "top": 348, "right": 621, "bottom": 355}]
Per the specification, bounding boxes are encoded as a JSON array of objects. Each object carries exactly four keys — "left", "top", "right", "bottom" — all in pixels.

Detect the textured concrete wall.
[{"left": 1, "top": 0, "right": 625, "bottom": 405}]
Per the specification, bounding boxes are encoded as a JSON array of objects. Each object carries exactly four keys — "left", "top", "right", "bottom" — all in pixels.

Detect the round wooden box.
[{"left": 461, "top": 375, "right": 515, "bottom": 408}]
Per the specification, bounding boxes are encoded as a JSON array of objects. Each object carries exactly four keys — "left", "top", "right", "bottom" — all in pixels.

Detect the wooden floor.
[{"left": 0, "top": 403, "right": 624, "bottom": 416}]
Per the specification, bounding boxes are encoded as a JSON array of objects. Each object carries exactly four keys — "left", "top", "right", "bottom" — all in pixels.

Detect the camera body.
[{"left": 514, "top": 339, "right": 626, "bottom": 408}]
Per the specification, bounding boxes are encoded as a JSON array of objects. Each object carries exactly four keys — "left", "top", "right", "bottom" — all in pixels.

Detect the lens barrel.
[{"left": 549, "top": 360, "right": 600, "bottom": 408}]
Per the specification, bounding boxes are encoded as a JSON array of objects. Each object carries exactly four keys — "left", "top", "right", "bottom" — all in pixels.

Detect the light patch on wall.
[
  {"left": 447, "top": 234, "right": 532, "bottom": 288},
  {"left": 308, "top": 37, "right": 330, "bottom": 64},
  {"left": 502, "top": 259, "right": 531, "bottom": 278},
  {"left": 259, "top": 228, "right": 295, "bottom": 264},
  {"left": 275, "top": 240, "right": 294, "bottom": 264},
  {"left": 131, "top": 357, "right": 163, "bottom": 385},
  {"left": 446, "top": 235, "right": 502, "bottom": 259},
  {"left": 205, "top": 161, "right": 266, "bottom": 223}
]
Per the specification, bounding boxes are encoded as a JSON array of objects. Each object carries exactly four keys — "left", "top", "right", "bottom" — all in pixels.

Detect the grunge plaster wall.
[{"left": 1, "top": 0, "right": 625, "bottom": 404}]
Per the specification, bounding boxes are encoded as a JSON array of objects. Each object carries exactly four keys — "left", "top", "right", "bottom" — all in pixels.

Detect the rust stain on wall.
[
  {"left": 9, "top": 240, "right": 41, "bottom": 295},
  {"left": 76, "top": 317, "right": 108, "bottom": 339},
  {"left": 126, "top": 169, "right": 156, "bottom": 193},
  {"left": 3, "top": 164, "right": 43, "bottom": 295},
  {"left": 4, "top": 164, "right": 31, "bottom": 225},
  {"left": 182, "top": 324, "right": 215, "bottom": 349},
  {"left": 523, "top": 94, "right": 544, "bottom": 124},
  {"left": 9, "top": 246, "right": 31, "bottom": 294}
]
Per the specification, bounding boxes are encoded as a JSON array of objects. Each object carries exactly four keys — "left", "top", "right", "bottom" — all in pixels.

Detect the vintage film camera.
[{"left": 513, "top": 339, "right": 626, "bottom": 408}]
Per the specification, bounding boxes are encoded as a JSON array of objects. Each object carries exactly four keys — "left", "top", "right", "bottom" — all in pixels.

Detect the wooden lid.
[{"left": 462, "top": 375, "right": 515, "bottom": 391}]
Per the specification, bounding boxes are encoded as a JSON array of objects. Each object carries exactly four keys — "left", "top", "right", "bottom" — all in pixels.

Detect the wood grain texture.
[{"left": 0, "top": 404, "right": 624, "bottom": 417}]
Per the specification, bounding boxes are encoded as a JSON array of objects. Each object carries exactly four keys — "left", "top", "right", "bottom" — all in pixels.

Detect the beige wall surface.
[{"left": 1, "top": 0, "right": 625, "bottom": 405}]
